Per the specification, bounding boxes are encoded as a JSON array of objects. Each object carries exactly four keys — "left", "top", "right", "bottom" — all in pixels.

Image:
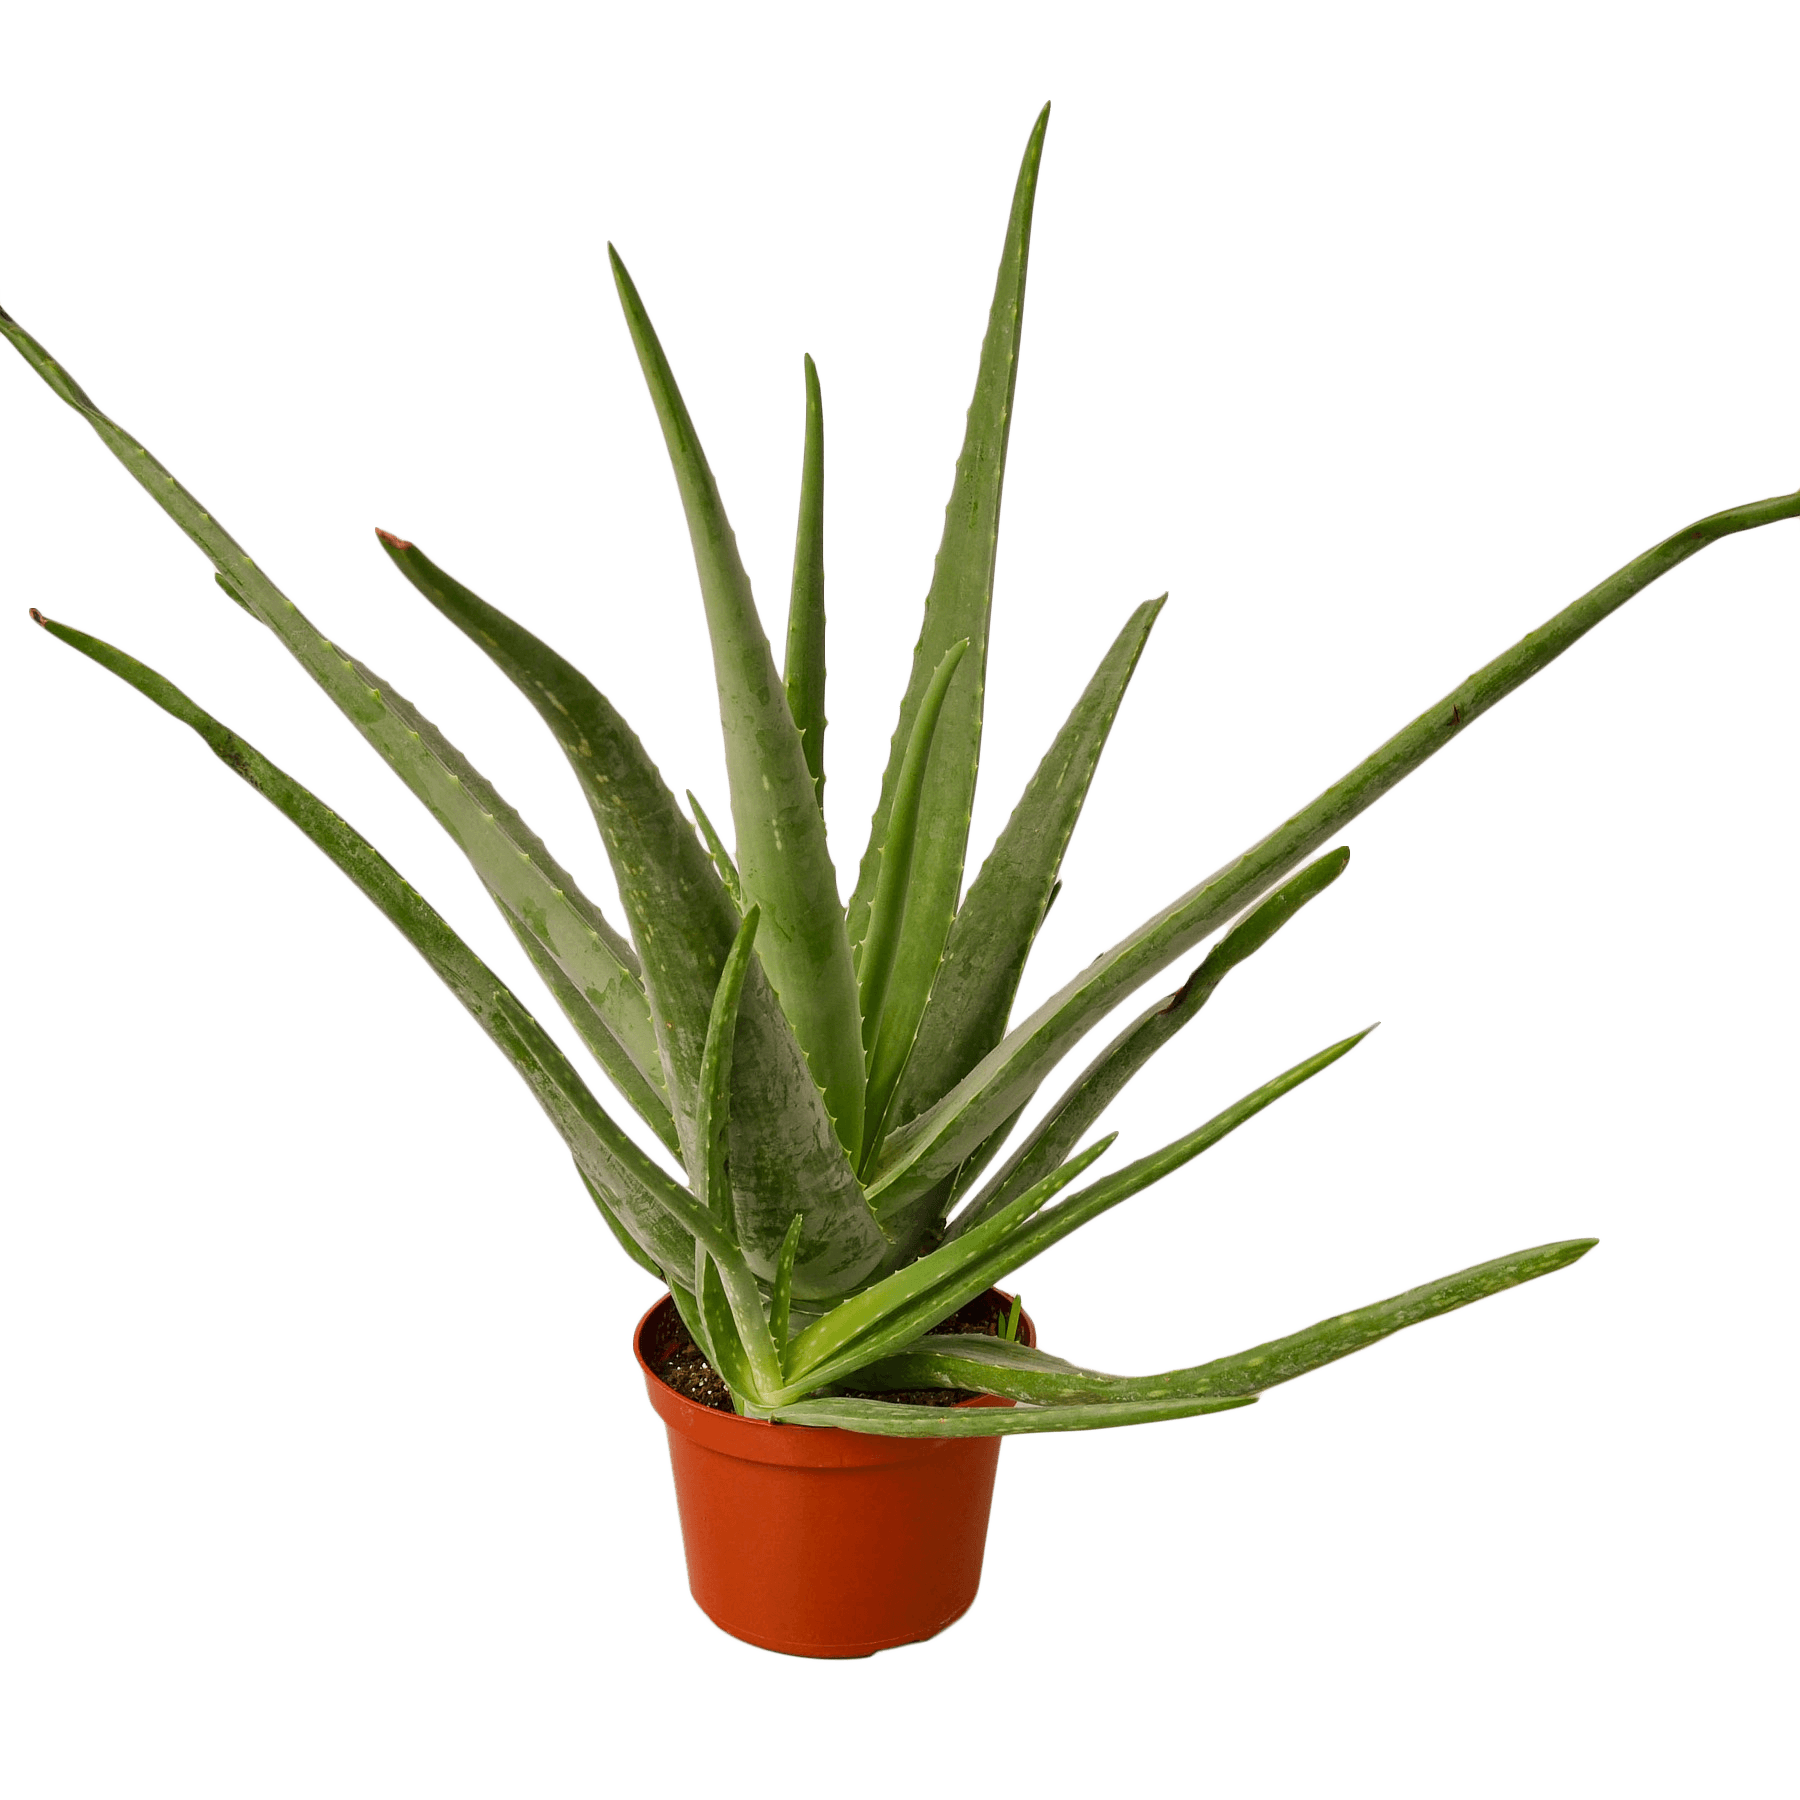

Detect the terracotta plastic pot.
[{"left": 635, "top": 1290, "right": 1036, "bottom": 1658}]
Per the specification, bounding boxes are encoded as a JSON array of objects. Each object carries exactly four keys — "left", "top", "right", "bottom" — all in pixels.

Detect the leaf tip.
[
  {"left": 28, "top": 606, "right": 48, "bottom": 627},
  {"left": 374, "top": 527, "right": 412, "bottom": 553}
]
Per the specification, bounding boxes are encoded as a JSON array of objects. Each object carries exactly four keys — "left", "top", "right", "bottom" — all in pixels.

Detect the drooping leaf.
[
  {"left": 845, "top": 1237, "right": 1598, "bottom": 1403},
  {"left": 0, "top": 312, "right": 675, "bottom": 1140},
  {"left": 881, "top": 597, "right": 1164, "bottom": 1146},
  {"left": 861, "top": 478, "right": 1800, "bottom": 1219},
  {"left": 32, "top": 609, "right": 701, "bottom": 1279},
  {"left": 377, "top": 534, "right": 889, "bottom": 1298},
  {"left": 610, "top": 248, "right": 865, "bottom": 1156},
  {"left": 784, "top": 354, "right": 827, "bottom": 813},
  {"left": 771, "top": 1393, "right": 1257, "bottom": 1436},
  {"left": 947, "top": 847, "right": 1350, "bottom": 1241},
  {"left": 844, "top": 106, "right": 1052, "bottom": 1075},
  {"left": 859, "top": 638, "right": 970, "bottom": 1159}
]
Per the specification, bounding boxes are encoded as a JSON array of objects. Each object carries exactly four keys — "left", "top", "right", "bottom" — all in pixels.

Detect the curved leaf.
[
  {"left": 771, "top": 1393, "right": 1255, "bottom": 1437},
  {"left": 864, "top": 483, "right": 1800, "bottom": 1217},
  {"left": 0, "top": 311, "right": 670, "bottom": 1139},
  {"left": 610, "top": 249, "right": 865, "bottom": 1155},
  {"left": 377, "top": 535, "right": 890, "bottom": 1299},
  {"left": 845, "top": 1236, "right": 1598, "bottom": 1402},
  {"left": 32, "top": 610, "right": 701, "bottom": 1278}
]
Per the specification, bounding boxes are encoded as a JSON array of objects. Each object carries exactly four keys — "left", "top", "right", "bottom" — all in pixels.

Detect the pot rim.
[{"left": 633, "top": 1288, "right": 1034, "bottom": 1464}]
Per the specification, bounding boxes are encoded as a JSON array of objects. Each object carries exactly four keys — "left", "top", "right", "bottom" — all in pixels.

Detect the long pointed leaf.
[
  {"left": 32, "top": 610, "right": 701, "bottom": 1278},
  {"left": 770, "top": 1213, "right": 804, "bottom": 1364},
  {"left": 948, "top": 847, "right": 1350, "bottom": 1240},
  {"left": 610, "top": 249, "right": 865, "bottom": 1155},
  {"left": 845, "top": 106, "right": 1052, "bottom": 1059},
  {"left": 830, "top": 1030, "right": 1372, "bottom": 1388},
  {"left": 0, "top": 311, "right": 669, "bottom": 1138},
  {"left": 859, "top": 638, "right": 970, "bottom": 1157},
  {"left": 696, "top": 1250, "right": 761, "bottom": 1405},
  {"left": 781, "top": 1136, "right": 1115, "bottom": 1392},
  {"left": 771, "top": 1393, "right": 1256, "bottom": 1437},
  {"left": 698, "top": 907, "right": 760, "bottom": 1230},
  {"left": 849, "top": 1237, "right": 1597, "bottom": 1402},
  {"left": 882, "top": 596, "right": 1164, "bottom": 1145},
  {"left": 783, "top": 353, "right": 827, "bottom": 812},
  {"left": 687, "top": 790, "right": 743, "bottom": 910},
  {"left": 378, "top": 535, "right": 890, "bottom": 1298},
  {"left": 865, "top": 483, "right": 1800, "bottom": 1216}
]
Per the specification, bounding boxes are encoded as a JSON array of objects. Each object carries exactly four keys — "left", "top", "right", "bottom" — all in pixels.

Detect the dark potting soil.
[{"left": 650, "top": 1289, "right": 1023, "bottom": 1415}]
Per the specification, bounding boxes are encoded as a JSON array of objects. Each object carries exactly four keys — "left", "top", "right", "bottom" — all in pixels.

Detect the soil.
[{"left": 650, "top": 1289, "right": 1026, "bottom": 1414}]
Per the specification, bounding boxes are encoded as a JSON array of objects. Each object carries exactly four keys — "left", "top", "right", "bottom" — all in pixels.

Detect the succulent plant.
[{"left": 7, "top": 106, "right": 1796, "bottom": 1433}]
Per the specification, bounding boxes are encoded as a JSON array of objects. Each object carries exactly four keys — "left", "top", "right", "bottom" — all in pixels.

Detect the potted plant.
[{"left": 5, "top": 105, "right": 1794, "bottom": 1658}]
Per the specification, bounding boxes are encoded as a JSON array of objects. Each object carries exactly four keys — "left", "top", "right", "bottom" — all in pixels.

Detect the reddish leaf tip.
[
  {"left": 374, "top": 528, "right": 412, "bottom": 551},
  {"left": 28, "top": 606, "right": 48, "bottom": 626}
]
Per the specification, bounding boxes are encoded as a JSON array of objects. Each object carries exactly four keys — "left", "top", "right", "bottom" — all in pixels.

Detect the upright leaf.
[
  {"left": 32, "top": 611, "right": 702, "bottom": 1280},
  {"left": 844, "top": 106, "right": 1052, "bottom": 1072},
  {"left": 378, "top": 535, "right": 890, "bottom": 1298},
  {"left": 610, "top": 249, "right": 865, "bottom": 1156},
  {"left": 862, "top": 480, "right": 1800, "bottom": 1219},
  {"left": 784, "top": 354, "right": 828, "bottom": 813},
  {"left": 695, "top": 1251, "right": 761, "bottom": 1405},
  {"left": 882, "top": 596, "right": 1164, "bottom": 1146},
  {"left": 687, "top": 790, "right": 743, "bottom": 910},
  {"left": 0, "top": 311, "right": 671, "bottom": 1139},
  {"left": 859, "top": 638, "right": 970, "bottom": 1158},
  {"left": 769, "top": 1212, "right": 805, "bottom": 1365},
  {"left": 698, "top": 908, "right": 761, "bottom": 1230}
]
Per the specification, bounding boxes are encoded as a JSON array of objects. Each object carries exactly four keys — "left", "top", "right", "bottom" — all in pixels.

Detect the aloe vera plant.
[{"left": 7, "top": 104, "right": 1797, "bottom": 1437}]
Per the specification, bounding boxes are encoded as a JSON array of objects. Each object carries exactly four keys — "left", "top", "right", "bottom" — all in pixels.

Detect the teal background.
[{"left": 3, "top": 3, "right": 1794, "bottom": 1793}]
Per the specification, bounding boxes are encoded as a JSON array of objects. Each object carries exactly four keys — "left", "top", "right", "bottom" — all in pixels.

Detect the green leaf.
[
  {"left": 31, "top": 609, "right": 702, "bottom": 1279},
  {"left": 863, "top": 482, "right": 1800, "bottom": 1220},
  {"left": 770, "top": 1212, "right": 804, "bottom": 1363},
  {"left": 698, "top": 907, "right": 761, "bottom": 1231},
  {"left": 948, "top": 847, "right": 1350, "bottom": 1241},
  {"left": 881, "top": 597, "right": 1165, "bottom": 1146},
  {"left": 847, "top": 1238, "right": 1598, "bottom": 1402},
  {"left": 859, "top": 637, "right": 971, "bottom": 1158},
  {"left": 844, "top": 1030, "right": 1374, "bottom": 1384},
  {"left": 986, "top": 1029, "right": 1375, "bottom": 1281},
  {"left": 687, "top": 790, "right": 743, "bottom": 911},
  {"left": 771, "top": 1393, "right": 1256, "bottom": 1437},
  {"left": 377, "top": 536, "right": 889, "bottom": 1299},
  {"left": 784, "top": 354, "right": 827, "bottom": 813},
  {"left": 610, "top": 248, "right": 865, "bottom": 1157},
  {"left": 696, "top": 1250, "right": 761, "bottom": 1406},
  {"left": 577, "top": 1168, "right": 669, "bottom": 1284},
  {"left": 0, "top": 314, "right": 675, "bottom": 1139},
  {"left": 844, "top": 107, "right": 1052, "bottom": 1078},
  {"left": 779, "top": 1137, "right": 1115, "bottom": 1396}
]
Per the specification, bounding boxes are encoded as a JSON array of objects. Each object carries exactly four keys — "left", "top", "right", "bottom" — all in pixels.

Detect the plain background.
[{"left": 3, "top": 3, "right": 1795, "bottom": 1794}]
